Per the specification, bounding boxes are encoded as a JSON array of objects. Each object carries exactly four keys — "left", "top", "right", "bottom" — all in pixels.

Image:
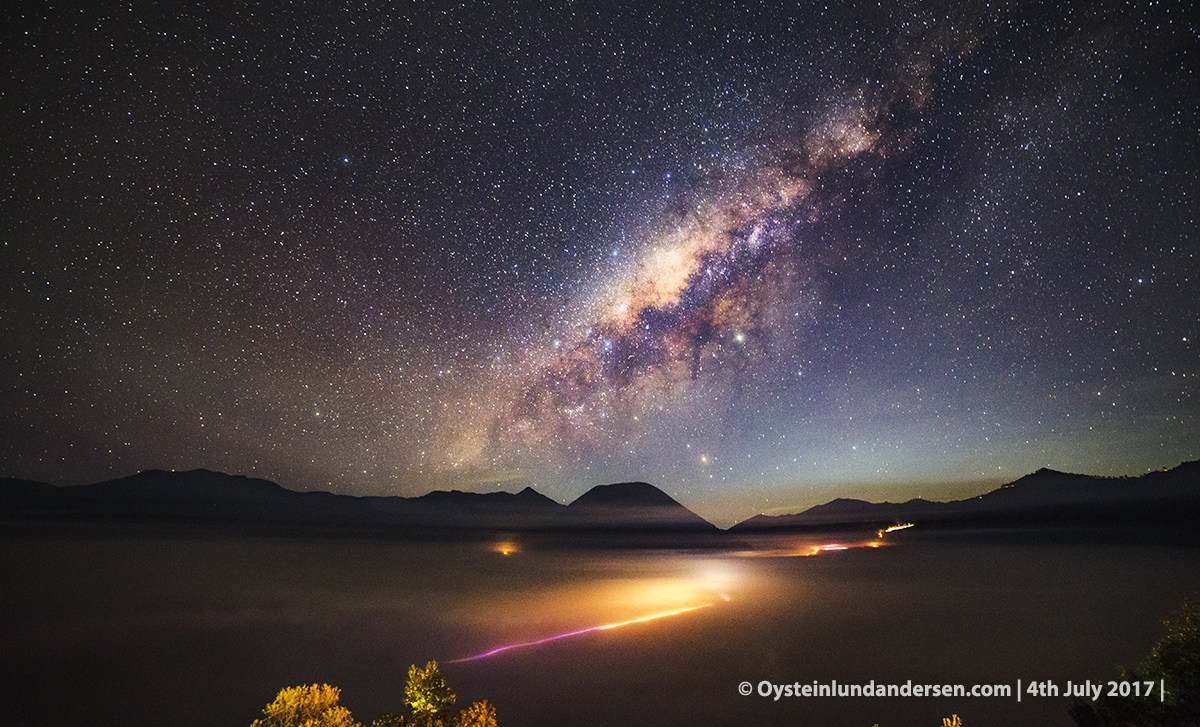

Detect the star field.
[{"left": 2, "top": 1, "right": 1196, "bottom": 525}]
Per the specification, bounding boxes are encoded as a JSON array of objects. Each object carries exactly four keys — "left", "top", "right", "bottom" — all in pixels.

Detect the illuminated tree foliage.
[
  {"left": 1070, "top": 593, "right": 1200, "bottom": 726},
  {"left": 407, "top": 661, "right": 456, "bottom": 720},
  {"left": 373, "top": 661, "right": 496, "bottom": 727},
  {"left": 454, "top": 700, "right": 497, "bottom": 727},
  {"left": 250, "top": 684, "right": 362, "bottom": 727}
]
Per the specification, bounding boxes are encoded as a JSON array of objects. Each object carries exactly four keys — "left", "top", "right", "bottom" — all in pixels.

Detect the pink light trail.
[{"left": 450, "top": 604, "right": 712, "bottom": 662}]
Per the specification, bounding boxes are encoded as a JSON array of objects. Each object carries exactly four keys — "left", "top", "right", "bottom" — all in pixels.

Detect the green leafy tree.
[
  {"left": 250, "top": 683, "right": 362, "bottom": 727},
  {"left": 372, "top": 662, "right": 496, "bottom": 727},
  {"left": 407, "top": 661, "right": 456, "bottom": 723},
  {"left": 1070, "top": 592, "right": 1200, "bottom": 726}
]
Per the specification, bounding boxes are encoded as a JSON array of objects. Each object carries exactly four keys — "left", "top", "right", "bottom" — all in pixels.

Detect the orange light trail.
[
  {"left": 451, "top": 604, "right": 712, "bottom": 662},
  {"left": 877, "top": 522, "right": 915, "bottom": 538}
]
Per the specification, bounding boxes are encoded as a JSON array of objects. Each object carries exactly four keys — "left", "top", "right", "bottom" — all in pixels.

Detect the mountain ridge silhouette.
[
  {"left": 730, "top": 460, "right": 1200, "bottom": 531},
  {"left": 3, "top": 461, "right": 1197, "bottom": 535}
]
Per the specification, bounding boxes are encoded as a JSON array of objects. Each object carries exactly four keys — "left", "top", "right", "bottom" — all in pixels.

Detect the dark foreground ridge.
[
  {"left": 729, "top": 461, "right": 1200, "bottom": 533},
  {"left": 0, "top": 469, "right": 717, "bottom": 536}
]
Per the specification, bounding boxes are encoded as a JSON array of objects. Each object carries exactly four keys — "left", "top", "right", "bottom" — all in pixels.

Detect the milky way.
[
  {"left": 441, "top": 73, "right": 939, "bottom": 469},
  {"left": 2, "top": 1, "right": 1196, "bottom": 523}
]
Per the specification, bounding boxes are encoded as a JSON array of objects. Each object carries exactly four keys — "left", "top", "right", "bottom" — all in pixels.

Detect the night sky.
[{"left": 3, "top": 1, "right": 1196, "bottom": 525}]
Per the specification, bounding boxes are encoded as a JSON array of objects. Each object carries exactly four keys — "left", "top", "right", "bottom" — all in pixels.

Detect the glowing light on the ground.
[
  {"left": 804, "top": 544, "right": 849, "bottom": 555},
  {"left": 878, "top": 522, "right": 915, "bottom": 538},
  {"left": 490, "top": 541, "right": 518, "bottom": 555},
  {"left": 451, "top": 604, "right": 712, "bottom": 662}
]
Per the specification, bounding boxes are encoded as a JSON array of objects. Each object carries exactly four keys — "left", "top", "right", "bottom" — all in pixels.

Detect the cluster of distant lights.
[
  {"left": 799, "top": 524, "right": 913, "bottom": 556},
  {"left": 463, "top": 523, "right": 918, "bottom": 661}
]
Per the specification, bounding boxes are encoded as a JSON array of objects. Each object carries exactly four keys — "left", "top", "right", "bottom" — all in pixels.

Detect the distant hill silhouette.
[
  {"left": 4, "top": 462, "right": 1198, "bottom": 538},
  {"left": 0, "top": 469, "right": 714, "bottom": 535},
  {"left": 566, "top": 482, "right": 719, "bottom": 531},
  {"left": 730, "top": 461, "right": 1200, "bottom": 532}
]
